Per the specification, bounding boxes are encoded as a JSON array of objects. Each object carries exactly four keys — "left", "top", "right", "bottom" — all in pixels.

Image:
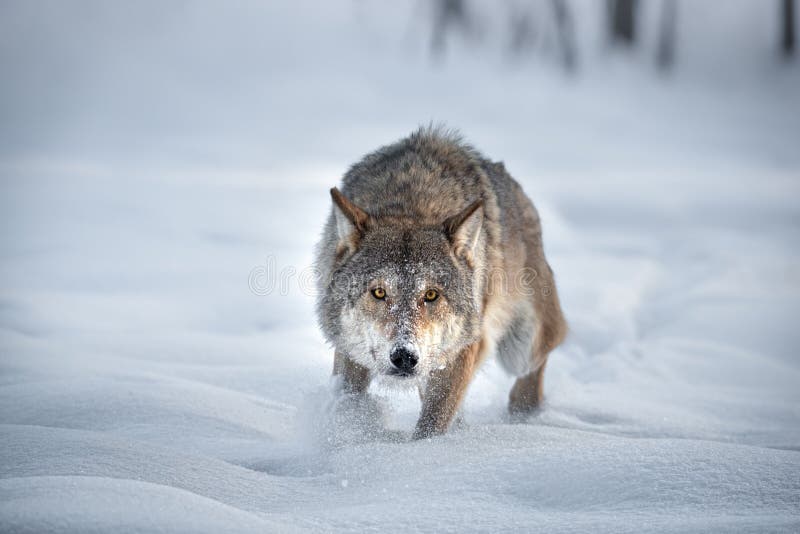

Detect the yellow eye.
[
  {"left": 371, "top": 287, "right": 386, "bottom": 300},
  {"left": 424, "top": 289, "right": 439, "bottom": 302}
]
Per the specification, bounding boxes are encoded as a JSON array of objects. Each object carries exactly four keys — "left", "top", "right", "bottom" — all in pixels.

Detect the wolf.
[{"left": 315, "top": 127, "right": 566, "bottom": 439}]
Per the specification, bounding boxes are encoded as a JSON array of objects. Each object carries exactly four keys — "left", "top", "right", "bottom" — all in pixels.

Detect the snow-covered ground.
[{"left": 2, "top": 2, "right": 799, "bottom": 532}]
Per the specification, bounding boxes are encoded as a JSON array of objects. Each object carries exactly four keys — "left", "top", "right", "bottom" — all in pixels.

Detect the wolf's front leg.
[
  {"left": 333, "top": 351, "right": 371, "bottom": 394},
  {"left": 413, "top": 341, "right": 483, "bottom": 439}
]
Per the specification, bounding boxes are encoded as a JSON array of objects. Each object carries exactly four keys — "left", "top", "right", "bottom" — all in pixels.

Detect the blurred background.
[{"left": 1, "top": 1, "right": 798, "bottom": 168}]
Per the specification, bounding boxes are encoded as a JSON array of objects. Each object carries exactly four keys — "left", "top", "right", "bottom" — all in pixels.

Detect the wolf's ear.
[
  {"left": 330, "top": 187, "right": 370, "bottom": 253},
  {"left": 443, "top": 199, "right": 483, "bottom": 259}
]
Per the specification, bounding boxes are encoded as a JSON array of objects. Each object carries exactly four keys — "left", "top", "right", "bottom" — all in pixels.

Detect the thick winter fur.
[{"left": 315, "top": 127, "right": 567, "bottom": 438}]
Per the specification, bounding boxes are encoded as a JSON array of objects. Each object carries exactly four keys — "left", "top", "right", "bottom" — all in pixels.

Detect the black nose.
[{"left": 390, "top": 347, "right": 418, "bottom": 373}]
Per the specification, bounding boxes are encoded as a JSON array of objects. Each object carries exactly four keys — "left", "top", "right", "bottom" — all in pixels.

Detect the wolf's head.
[{"left": 320, "top": 188, "right": 485, "bottom": 382}]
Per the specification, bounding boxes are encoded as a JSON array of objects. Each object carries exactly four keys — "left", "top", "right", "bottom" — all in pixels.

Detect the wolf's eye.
[
  {"left": 371, "top": 287, "right": 386, "bottom": 300},
  {"left": 424, "top": 289, "right": 439, "bottom": 302}
]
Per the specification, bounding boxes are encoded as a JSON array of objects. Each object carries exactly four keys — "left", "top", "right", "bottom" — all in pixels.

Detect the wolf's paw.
[
  {"left": 507, "top": 400, "right": 542, "bottom": 423},
  {"left": 316, "top": 391, "right": 408, "bottom": 446},
  {"left": 411, "top": 414, "right": 467, "bottom": 440}
]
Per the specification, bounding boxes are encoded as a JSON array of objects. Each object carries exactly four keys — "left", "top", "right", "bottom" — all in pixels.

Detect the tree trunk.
[
  {"left": 552, "top": 0, "right": 577, "bottom": 71},
  {"left": 782, "top": 0, "right": 795, "bottom": 57},
  {"left": 656, "top": 0, "right": 677, "bottom": 70},
  {"left": 430, "top": 0, "right": 472, "bottom": 58},
  {"left": 607, "top": 0, "right": 638, "bottom": 45}
]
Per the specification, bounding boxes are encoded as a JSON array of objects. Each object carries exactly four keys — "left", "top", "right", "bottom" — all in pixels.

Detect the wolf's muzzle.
[{"left": 389, "top": 347, "right": 418, "bottom": 375}]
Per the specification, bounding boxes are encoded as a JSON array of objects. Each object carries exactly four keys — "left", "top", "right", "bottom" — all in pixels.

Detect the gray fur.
[{"left": 315, "top": 126, "right": 567, "bottom": 435}]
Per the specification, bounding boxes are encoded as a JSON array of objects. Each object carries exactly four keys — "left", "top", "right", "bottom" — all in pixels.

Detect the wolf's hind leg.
[
  {"left": 507, "top": 268, "right": 567, "bottom": 416},
  {"left": 333, "top": 351, "right": 371, "bottom": 394},
  {"left": 508, "top": 364, "right": 546, "bottom": 417},
  {"left": 508, "top": 318, "right": 565, "bottom": 416},
  {"left": 413, "top": 341, "right": 484, "bottom": 439}
]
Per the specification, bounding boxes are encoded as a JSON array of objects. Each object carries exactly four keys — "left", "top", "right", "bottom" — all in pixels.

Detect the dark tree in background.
[
  {"left": 506, "top": 0, "right": 576, "bottom": 71},
  {"left": 424, "top": 1, "right": 794, "bottom": 70},
  {"left": 508, "top": 4, "right": 537, "bottom": 56},
  {"left": 656, "top": 0, "right": 677, "bottom": 70},
  {"left": 551, "top": 0, "right": 577, "bottom": 71},
  {"left": 430, "top": 0, "right": 576, "bottom": 71},
  {"left": 782, "top": 0, "right": 795, "bottom": 57},
  {"left": 430, "top": 0, "right": 474, "bottom": 57},
  {"left": 607, "top": 0, "right": 639, "bottom": 45}
]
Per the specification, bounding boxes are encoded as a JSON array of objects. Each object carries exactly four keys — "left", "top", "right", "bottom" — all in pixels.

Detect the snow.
[{"left": 2, "top": 1, "right": 800, "bottom": 532}]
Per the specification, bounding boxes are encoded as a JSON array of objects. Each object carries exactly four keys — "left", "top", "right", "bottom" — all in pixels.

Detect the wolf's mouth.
[{"left": 385, "top": 368, "right": 416, "bottom": 379}]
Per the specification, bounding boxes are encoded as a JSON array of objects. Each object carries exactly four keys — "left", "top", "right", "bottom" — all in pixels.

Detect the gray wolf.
[{"left": 315, "top": 127, "right": 566, "bottom": 438}]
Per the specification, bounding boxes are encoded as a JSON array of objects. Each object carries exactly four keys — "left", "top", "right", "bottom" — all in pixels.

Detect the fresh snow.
[{"left": 1, "top": 2, "right": 799, "bottom": 532}]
